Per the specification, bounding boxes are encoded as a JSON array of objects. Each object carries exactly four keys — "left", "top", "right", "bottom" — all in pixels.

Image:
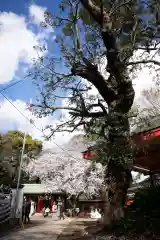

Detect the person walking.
[
  {"left": 58, "top": 198, "right": 65, "bottom": 220},
  {"left": 24, "top": 197, "right": 31, "bottom": 224},
  {"left": 43, "top": 195, "right": 50, "bottom": 217},
  {"left": 59, "top": 204, "right": 65, "bottom": 220},
  {"left": 29, "top": 199, "right": 35, "bottom": 217},
  {"left": 52, "top": 202, "right": 58, "bottom": 220}
]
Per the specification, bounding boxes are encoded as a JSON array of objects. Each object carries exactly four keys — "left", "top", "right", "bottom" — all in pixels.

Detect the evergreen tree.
[{"left": 0, "top": 130, "right": 42, "bottom": 185}]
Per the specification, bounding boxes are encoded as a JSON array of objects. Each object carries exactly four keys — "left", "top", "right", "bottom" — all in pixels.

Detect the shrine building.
[
  {"left": 82, "top": 116, "right": 160, "bottom": 179},
  {"left": 23, "top": 184, "right": 65, "bottom": 213}
]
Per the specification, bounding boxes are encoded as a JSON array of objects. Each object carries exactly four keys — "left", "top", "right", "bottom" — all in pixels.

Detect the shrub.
[{"left": 110, "top": 185, "right": 160, "bottom": 237}]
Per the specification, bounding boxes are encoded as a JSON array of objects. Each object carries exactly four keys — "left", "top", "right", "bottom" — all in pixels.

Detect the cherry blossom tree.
[{"left": 26, "top": 146, "right": 105, "bottom": 198}]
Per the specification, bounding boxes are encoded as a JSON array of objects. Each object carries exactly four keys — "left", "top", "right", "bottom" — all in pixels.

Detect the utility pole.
[{"left": 14, "top": 99, "right": 32, "bottom": 223}]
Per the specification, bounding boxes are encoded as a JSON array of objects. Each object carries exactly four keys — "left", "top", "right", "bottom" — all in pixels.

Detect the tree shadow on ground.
[
  {"left": 0, "top": 220, "right": 48, "bottom": 239},
  {"left": 0, "top": 219, "right": 53, "bottom": 238},
  {"left": 2, "top": 219, "right": 71, "bottom": 240},
  {"left": 79, "top": 219, "right": 160, "bottom": 240},
  {"left": 2, "top": 231, "right": 60, "bottom": 240},
  {"left": 57, "top": 219, "right": 101, "bottom": 240}
]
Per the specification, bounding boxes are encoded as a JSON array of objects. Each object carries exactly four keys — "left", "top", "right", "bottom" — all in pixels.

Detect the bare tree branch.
[
  {"left": 128, "top": 60, "right": 160, "bottom": 67},
  {"left": 70, "top": 110, "right": 105, "bottom": 118},
  {"left": 98, "top": 99, "right": 108, "bottom": 115},
  {"left": 72, "top": 86, "right": 87, "bottom": 112},
  {"left": 33, "top": 102, "right": 105, "bottom": 118},
  {"left": 110, "top": 0, "right": 133, "bottom": 16},
  {"left": 35, "top": 104, "right": 81, "bottom": 113},
  {"left": 135, "top": 47, "right": 159, "bottom": 51}
]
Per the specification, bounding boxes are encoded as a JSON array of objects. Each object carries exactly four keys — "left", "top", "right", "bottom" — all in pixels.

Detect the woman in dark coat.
[{"left": 23, "top": 197, "right": 31, "bottom": 224}]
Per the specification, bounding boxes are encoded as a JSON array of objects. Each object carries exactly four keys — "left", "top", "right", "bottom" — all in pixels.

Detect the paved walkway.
[
  {"left": 0, "top": 216, "right": 72, "bottom": 240},
  {"left": 57, "top": 218, "right": 99, "bottom": 240}
]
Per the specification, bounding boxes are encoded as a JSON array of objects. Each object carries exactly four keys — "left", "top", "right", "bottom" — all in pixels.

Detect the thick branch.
[
  {"left": 98, "top": 99, "right": 108, "bottom": 115},
  {"left": 80, "top": 0, "right": 101, "bottom": 23},
  {"left": 48, "top": 118, "right": 83, "bottom": 134},
  {"left": 34, "top": 103, "right": 105, "bottom": 118},
  {"left": 70, "top": 111, "right": 105, "bottom": 118},
  {"left": 135, "top": 47, "right": 159, "bottom": 51},
  {"left": 110, "top": 0, "right": 133, "bottom": 15},
  {"left": 71, "top": 63, "right": 117, "bottom": 105},
  {"left": 128, "top": 60, "right": 160, "bottom": 67},
  {"left": 72, "top": 87, "right": 86, "bottom": 112},
  {"left": 80, "top": 0, "right": 135, "bottom": 113},
  {"left": 72, "top": 62, "right": 135, "bottom": 113},
  {"left": 34, "top": 104, "right": 81, "bottom": 113}
]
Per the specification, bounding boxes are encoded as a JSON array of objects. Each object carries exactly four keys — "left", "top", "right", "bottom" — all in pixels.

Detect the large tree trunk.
[
  {"left": 73, "top": 0, "right": 135, "bottom": 226},
  {"left": 103, "top": 105, "right": 132, "bottom": 226}
]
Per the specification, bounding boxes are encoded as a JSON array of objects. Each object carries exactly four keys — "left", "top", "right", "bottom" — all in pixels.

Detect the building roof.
[
  {"left": 11, "top": 183, "right": 24, "bottom": 189},
  {"left": 128, "top": 174, "right": 160, "bottom": 193},
  {"left": 132, "top": 115, "right": 160, "bottom": 134},
  {"left": 23, "top": 184, "right": 63, "bottom": 195}
]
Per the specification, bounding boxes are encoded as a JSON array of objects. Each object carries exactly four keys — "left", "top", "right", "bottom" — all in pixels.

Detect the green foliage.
[
  {"left": 49, "top": 0, "right": 159, "bottom": 66},
  {"left": 0, "top": 130, "right": 42, "bottom": 185},
  {"left": 128, "top": 186, "right": 160, "bottom": 235},
  {"left": 109, "top": 186, "right": 160, "bottom": 236},
  {"left": 62, "top": 23, "right": 73, "bottom": 36},
  {"left": 7, "top": 130, "right": 42, "bottom": 152},
  {"left": 79, "top": 7, "right": 92, "bottom": 25},
  {"left": 85, "top": 119, "right": 105, "bottom": 141},
  {"left": 131, "top": 185, "right": 160, "bottom": 216}
]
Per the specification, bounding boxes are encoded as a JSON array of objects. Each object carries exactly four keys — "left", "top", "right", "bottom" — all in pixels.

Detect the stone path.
[
  {"left": 2, "top": 216, "right": 154, "bottom": 240},
  {"left": 0, "top": 216, "right": 72, "bottom": 240},
  {"left": 57, "top": 218, "right": 99, "bottom": 240}
]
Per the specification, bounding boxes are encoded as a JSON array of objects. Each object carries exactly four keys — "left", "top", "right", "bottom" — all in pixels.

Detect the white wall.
[{"left": 11, "top": 188, "right": 24, "bottom": 218}]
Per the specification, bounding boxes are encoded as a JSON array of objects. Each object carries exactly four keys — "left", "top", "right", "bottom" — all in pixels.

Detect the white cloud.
[
  {"left": 0, "top": 4, "right": 54, "bottom": 85},
  {"left": 0, "top": 99, "right": 71, "bottom": 149},
  {"left": 130, "top": 49, "right": 160, "bottom": 98},
  {"left": 0, "top": 12, "right": 36, "bottom": 84},
  {"left": 29, "top": 4, "right": 46, "bottom": 24},
  {"left": 29, "top": 4, "right": 54, "bottom": 40},
  {"left": 97, "top": 49, "right": 160, "bottom": 98}
]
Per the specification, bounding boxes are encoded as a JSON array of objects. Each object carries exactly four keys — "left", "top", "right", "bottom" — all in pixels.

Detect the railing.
[
  {"left": 0, "top": 191, "right": 23, "bottom": 237},
  {"left": 0, "top": 193, "right": 11, "bottom": 225}
]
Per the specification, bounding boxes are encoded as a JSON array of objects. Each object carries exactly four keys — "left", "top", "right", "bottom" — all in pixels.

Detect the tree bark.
[{"left": 103, "top": 104, "right": 132, "bottom": 226}]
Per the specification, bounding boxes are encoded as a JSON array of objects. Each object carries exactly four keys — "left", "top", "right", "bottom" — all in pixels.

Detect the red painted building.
[{"left": 82, "top": 122, "right": 160, "bottom": 173}]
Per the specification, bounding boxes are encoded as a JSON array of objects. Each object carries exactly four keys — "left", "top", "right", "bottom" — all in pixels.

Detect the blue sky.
[
  {"left": 0, "top": 0, "right": 156, "bottom": 145},
  {"left": 0, "top": 0, "right": 60, "bottom": 102},
  {"left": 0, "top": 0, "right": 70, "bottom": 142}
]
